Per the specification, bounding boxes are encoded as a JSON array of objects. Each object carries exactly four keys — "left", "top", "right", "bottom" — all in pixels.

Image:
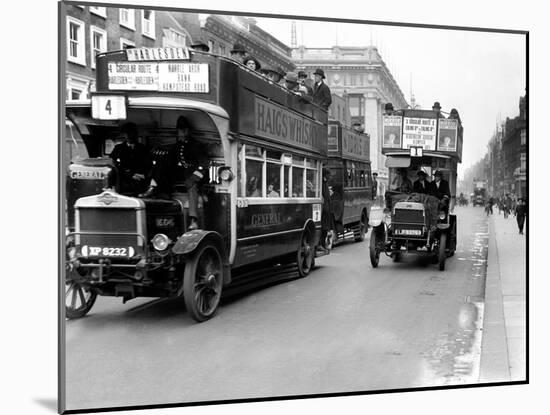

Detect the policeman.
[
  {"left": 110, "top": 122, "right": 151, "bottom": 195},
  {"left": 140, "top": 116, "right": 207, "bottom": 231}
]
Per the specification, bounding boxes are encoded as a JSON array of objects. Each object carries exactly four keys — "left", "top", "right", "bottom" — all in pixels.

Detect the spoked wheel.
[
  {"left": 438, "top": 233, "right": 447, "bottom": 271},
  {"left": 183, "top": 244, "right": 223, "bottom": 322},
  {"left": 369, "top": 231, "right": 380, "bottom": 268},
  {"left": 65, "top": 279, "right": 97, "bottom": 319},
  {"left": 297, "top": 228, "right": 314, "bottom": 277},
  {"left": 354, "top": 213, "right": 368, "bottom": 242}
]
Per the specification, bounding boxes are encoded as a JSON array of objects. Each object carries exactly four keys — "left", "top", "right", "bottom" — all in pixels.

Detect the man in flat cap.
[{"left": 312, "top": 68, "right": 332, "bottom": 110}]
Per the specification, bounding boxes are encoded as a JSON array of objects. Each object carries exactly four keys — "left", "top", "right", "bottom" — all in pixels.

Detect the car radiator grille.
[{"left": 393, "top": 208, "right": 424, "bottom": 224}]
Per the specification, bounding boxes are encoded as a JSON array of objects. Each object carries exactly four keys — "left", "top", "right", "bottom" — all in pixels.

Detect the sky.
[{"left": 251, "top": 17, "right": 526, "bottom": 178}]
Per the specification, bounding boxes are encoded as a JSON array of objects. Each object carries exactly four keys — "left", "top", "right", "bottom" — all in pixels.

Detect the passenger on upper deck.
[
  {"left": 243, "top": 55, "right": 261, "bottom": 72},
  {"left": 110, "top": 122, "right": 151, "bottom": 196},
  {"left": 230, "top": 42, "right": 247, "bottom": 62},
  {"left": 312, "top": 68, "right": 332, "bottom": 110},
  {"left": 298, "top": 71, "right": 314, "bottom": 95},
  {"left": 432, "top": 101, "right": 446, "bottom": 118},
  {"left": 190, "top": 41, "right": 210, "bottom": 52},
  {"left": 284, "top": 72, "right": 312, "bottom": 103},
  {"left": 261, "top": 66, "right": 284, "bottom": 84}
]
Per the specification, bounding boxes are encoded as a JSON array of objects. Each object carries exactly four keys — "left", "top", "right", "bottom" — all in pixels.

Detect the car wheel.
[
  {"left": 354, "top": 212, "right": 367, "bottom": 242},
  {"left": 369, "top": 231, "right": 380, "bottom": 268},
  {"left": 438, "top": 233, "right": 447, "bottom": 271}
]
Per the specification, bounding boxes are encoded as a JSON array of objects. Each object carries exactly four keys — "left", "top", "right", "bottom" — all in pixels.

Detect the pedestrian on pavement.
[
  {"left": 312, "top": 68, "right": 332, "bottom": 110},
  {"left": 515, "top": 198, "right": 527, "bottom": 234},
  {"left": 320, "top": 167, "right": 334, "bottom": 251}
]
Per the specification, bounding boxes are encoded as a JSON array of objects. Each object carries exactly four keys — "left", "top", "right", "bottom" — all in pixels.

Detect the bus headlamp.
[
  {"left": 152, "top": 234, "right": 171, "bottom": 251},
  {"left": 218, "top": 166, "right": 234, "bottom": 182},
  {"left": 439, "top": 211, "right": 446, "bottom": 220}
]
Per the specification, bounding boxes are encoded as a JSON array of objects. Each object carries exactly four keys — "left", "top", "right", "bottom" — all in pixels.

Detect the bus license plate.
[
  {"left": 312, "top": 204, "right": 322, "bottom": 222},
  {"left": 81, "top": 245, "right": 135, "bottom": 258}
]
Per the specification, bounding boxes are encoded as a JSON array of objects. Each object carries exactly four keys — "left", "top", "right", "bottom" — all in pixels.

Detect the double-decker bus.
[
  {"left": 368, "top": 104, "right": 463, "bottom": 270},
  {"left": 64, "top": 46, "right": 328, "bottom": 322},
  {"left": 325, "top": 120, "right": 372, "bottom": 247}
]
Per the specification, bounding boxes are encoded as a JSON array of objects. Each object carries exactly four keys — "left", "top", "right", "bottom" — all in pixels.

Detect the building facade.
[
  {"left": 292, "top": 45, "right": 408, "bottom": 194},
  {"left": 502, "top": 95, "right": 527, "bottom": 198},
  {"left": 199, "top": 15, "right": 295, "bottom": 73},
  {"left": 64, "top": 7, "right": 295, "bottom": 101}
]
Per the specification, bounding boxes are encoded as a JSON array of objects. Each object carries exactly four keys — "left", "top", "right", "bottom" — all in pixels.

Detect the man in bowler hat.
[{"left": 312, "top": 68, "right": 332, "bottom": 110}]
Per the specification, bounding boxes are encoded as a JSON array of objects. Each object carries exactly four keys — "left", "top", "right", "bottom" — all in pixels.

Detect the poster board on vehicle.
[{"left": 382, "top": 115, "right": 402, "bottom": 149}]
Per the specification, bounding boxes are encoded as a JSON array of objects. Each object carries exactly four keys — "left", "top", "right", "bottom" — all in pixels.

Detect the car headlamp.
[
  {"left": 439, "top": 211, "right": 446, "bottom": 220},
  {"left": 152, "top": 234, "right": 171, "bottom": 251}
]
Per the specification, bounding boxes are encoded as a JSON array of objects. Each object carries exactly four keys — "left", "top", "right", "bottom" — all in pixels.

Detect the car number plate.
[
  {"left": 395, "top": 229, "right": 421, "bottom": 236},
  {"left": 81, "top": 245, "right": 135, "bottom": 257}
]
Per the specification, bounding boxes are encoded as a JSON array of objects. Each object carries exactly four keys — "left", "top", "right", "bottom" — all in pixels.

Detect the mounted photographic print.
[{"left": 60, "top": 1, "right": 528, "bottom": 413}]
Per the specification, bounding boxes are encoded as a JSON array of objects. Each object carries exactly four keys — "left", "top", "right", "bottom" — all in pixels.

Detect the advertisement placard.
[
  {"left": 402, "top": 117, "right": 437, "bottom": 150},
  {"left": 437, "top": 119, "right": 458, "bottom": 152},
  {"left": 382, "top": 116, "right": 402, "bottom": 148}
]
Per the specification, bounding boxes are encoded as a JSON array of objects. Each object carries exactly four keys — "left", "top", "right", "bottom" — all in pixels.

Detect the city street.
[{"left": 65, "top": 205, "right": 503, "bottom": 411}]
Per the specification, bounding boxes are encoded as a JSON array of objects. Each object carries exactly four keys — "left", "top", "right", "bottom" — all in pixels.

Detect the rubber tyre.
[
  {"left": 183, "top": 243, "right": 223, "bottom": 322},
  {"left": 354, "top": 213, "right": 367, "bottom": 242},
  {"left": 369, "top": 231, "right": 380, "bottom": 268},
  {"left": 66, "top": 280, "right": 97, "bottom": 319},
  {"left": 438, "top": 233, "right": 447, "bottom": 271},
  {"left": 297, "top": 228, "right": 314, "bottom": 277}
]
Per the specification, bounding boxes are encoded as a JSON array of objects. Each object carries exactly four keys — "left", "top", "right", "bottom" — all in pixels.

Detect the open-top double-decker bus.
[
  {"left": 64, "top": 46, "right": 328, "bottom": 322},
  {"left": 368, "top": 104, "right": 463, "bottom": 270}
]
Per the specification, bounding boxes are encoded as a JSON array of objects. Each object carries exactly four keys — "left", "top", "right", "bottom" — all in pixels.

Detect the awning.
[{"left": 385, "top": 156, "right": 411, "bottom": 168}]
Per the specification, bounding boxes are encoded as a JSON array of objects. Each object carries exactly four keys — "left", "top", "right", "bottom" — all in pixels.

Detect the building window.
[
  {"left": 219, "top": 44, "right": 226, "bottom": 56},
  {"left": 168, "top": 29, "right": 186, "bottom": 45},
  {"left": 70, "top": 88, "right": 83, "bottom": 101},
  {"left": 90, "top": 26, "right": 107, "bottom": 69},
  {"left": 89, "top": 6, "right": 107, "bottom": 18},
  {"left": 67, "top": 17, "right": 86, "bottom": 66},
  {"left": 120, "top": 38, "right": 136, "bottom": 49},
  {"left": 520, "top": 129, "right": 526, "bottom": 145},
  {"left": 119, "top": 8, "right": 135, "bottom": 30},
  {"left": 520, "top": 153, "right": 526, "bottom": 172},
  {"left": 208, "top": 40, "right": 214, "bottom": 54},
  {"left": 142, "top": 9, "right": 155, "bottom": 39},
  {"left": 348, "top": 94, "right": 365, "bottom": 118}
]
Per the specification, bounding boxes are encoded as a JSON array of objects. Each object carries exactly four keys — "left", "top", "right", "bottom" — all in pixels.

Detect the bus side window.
[{"left": 243, "top": 144, "right": 265, "bottom": 197}]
